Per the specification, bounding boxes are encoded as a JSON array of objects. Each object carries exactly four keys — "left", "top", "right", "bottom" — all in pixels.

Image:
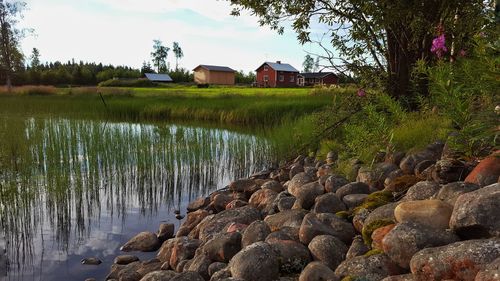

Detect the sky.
[{"left": 19, "top": 0, "right": 325, "bottom": 73}]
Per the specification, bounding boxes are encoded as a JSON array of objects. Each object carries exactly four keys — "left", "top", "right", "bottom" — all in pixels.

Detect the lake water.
[{"left": 0, "top": 118, "right": 275, "bottom": 280}]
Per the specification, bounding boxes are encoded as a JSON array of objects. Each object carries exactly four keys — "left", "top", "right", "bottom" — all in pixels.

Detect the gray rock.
[
  {"left": 308, "top": 235, "right": 348, "bottom": 270},
  {"left": 264, "top": 209, "right": 307, "bottom": 232},
  {"left": 291, "top": 181, "right": 324, "bottom": 210},
  {"left": 449, "top": 183, "right": 500, "bottom": 239},
  {"left": 474, "top": 257, "right": 500, "bottom": 281},
  {"left": 203, "top": 232, "right": 242, "bottom": 263},
  {"left": 213, "top": 193, "right": 233, "bottom": 212},
  {"left": 210, "top": 267, "right": 232, "bottom": 281},
  {"left": 269, "top": 239, "right": 311, "bottom": 273},
  {"left": 187, "top": 197, "right": 210, "bottom": 212},
  {"left": 434, "top": 181, "right": 480, "bottom": 205},
  {"left": 208, "top": 262, "right": 227, "bottom": 277},
  {"left": 114, "top": 255, "right": 140, "bottom": 265},
  {"left": 186, "top": 252, "right": 212, "bottom": 280},
  {"left": 313, "top": 193, "right": 347, "bottom": 214},
  {"left": 342, "top": 194, "right": 369, "bottom": 209},
  {"left": 336, "top": 182, "right": 370, "bottom": 200},
  {"left": 121, "top": 232, "right": 160, "bottom": 252},
  {"left": 170, "top": 272, "right": 204, "bottom": 281},
  {"left": 299, "top": 261, "right": 337, "bottom": 281},
  {"left": 229, "top": 179, "right": 259, "bottom": 195},
  {"left": 277, "top": 196, "right": 296, "bottom": 212},
  {"left": 364, "top": 202, "right": 398, "bottom": 227},
  {"left": 410, "top": 239, "right": 500, "bottom": 281},
  {"left": 139, "top": 270, "right": 177, "bottom": 281},
  {"left": 289, "top": 164, "right": 305, "bottom": 180},
  {"left": 177, "top": 209, "right": 209, "bottom": 237},
  {"left": 242, "top": 220, "right": 271, "bottom": 247},
  {"left": 324, "top": 175, "right": 349, "bottom": 193},
  {"left": 380, "top": 274, "right": 415, "bottom": 281},
  {"left": 357, "top": 163, "right": 399, "bottom": 189},
  {"left": 265, "top": 226, "right": 300, "bottom": 243},
  {"left": 81, "top": 257, "right": 102, "bottom": 265},
  {"left": 158, "top": 223, "right": 175, "bottom": 242},
  {"left": 382, "top": 222, "right": 460, "bottom": 269},
  {"left": 249, "top": 188, "right": 278, "bottom": 214},
  {"left": 156, "top": 237, "right": 201, "bottom": 269},
  {"left": 335, "top": 254, "right": 405, "bottom": 281},
  {"left": 261, "top": 180, "right": 284, "bottom": 193},
  {"left": 288, "top": 173, "right": 314, "bottom": 196},
  {"left": 229, "top": 242, "right": 279, "bottom": 281},
  {"left": 299, "top": 213, "right": 355, "bottom": 245},
  {"left": 431, "top": 159, "right": 470, "bottom": 184},
  {"left": 346, "top": 235, "right": 369, "bottom": 259},
  {"left": 403, "top": 181, "right": 441, "bottom": 201}
]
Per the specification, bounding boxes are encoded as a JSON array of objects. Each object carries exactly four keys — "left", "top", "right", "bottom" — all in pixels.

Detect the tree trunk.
[{"left": 6, "top": 74, "right": 12, "bottom": 92}]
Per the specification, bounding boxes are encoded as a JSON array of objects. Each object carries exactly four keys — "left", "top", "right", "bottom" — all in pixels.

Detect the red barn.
[
  {"left": 297, "top": 72, "right": 338, "bottom": 87},
  {"left": 255, "top": 61, "right": 299, "bottom": 87}
]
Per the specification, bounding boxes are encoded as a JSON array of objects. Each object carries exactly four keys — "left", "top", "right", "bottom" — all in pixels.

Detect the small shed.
[
  {"left": 193, "top": 65, "right": 235, "bottom": 85},
  {"left": 145, "top": 73, "right": 173, "bottom": 82},
  {"left": 297, "top": 72, "right": 338, "bottom": 86}
]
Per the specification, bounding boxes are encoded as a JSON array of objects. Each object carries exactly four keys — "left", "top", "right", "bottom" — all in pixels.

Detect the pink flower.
[
  {"left": 431, "top": 34, "right": 448, "bottom": 58},
  {"left": 357, "top": 88, "right": 366, "bottom": 97},
  {"left": 458, "top": 49, "right": 466, "bottom": 57}
]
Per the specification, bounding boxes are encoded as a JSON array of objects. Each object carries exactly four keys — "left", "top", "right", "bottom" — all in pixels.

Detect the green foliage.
[
  {"left": 302, "top": 54, "right": 314, "bottom": 72},
  {"left": 353, "top": 190, "right": 393, "bottom": 215},
  {"left": 235, "top": 70, "right": 255, "bottom": 85},
  {"left": 98, "top": 79, "right": 157, "bottom": 88},
  {"left": 363, "top": 249, "right": 384, "bottom": 257}
]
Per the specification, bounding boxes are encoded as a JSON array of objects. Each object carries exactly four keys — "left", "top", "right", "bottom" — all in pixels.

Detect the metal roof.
[
  {"left": 144, "top": 73, "right": 173, "bottom": 82},
  {"left": 194, "top": 65, "right": 235, "bottom": 72},
  {"left": 298, "top": 72, "right": 337, "bottom": 79},
  {"left": 257, "top": 62, "right": 299, "bottom": 72}
]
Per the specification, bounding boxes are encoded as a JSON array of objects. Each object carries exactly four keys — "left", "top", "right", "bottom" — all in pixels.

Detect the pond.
[{"left": 0, "top": 117, "right": 275, "bottom": 280}]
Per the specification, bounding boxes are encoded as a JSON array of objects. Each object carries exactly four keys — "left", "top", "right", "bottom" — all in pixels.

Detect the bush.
[{"left": 98, "top": 78, "right": 157, "bottom": 87}]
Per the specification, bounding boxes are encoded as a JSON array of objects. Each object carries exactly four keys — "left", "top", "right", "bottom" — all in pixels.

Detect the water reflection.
[{"left": 0, "top": 118, "right": 274, "bottom": 280}]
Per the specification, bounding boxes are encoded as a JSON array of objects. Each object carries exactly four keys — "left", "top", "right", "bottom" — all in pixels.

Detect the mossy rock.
[
  {"left": 386, "top": 175, "right": 420, "bottom": 192},
  {"left": 341, "top": 276, "right": 370, "bottom": 281},
  {"left": 363, "top": 248, "right": 384, "bottom": 257},
  {"left": 361, "top": 219, "right": 395, "bottom": 245},
  {"left": 335, "top": 210, "right": 352, "bottom": 220},
  {"left": 353, "top": 190, "right": 394, "bottom": 215}
]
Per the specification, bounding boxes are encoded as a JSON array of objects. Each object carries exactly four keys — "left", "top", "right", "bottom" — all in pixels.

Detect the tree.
[
  {"left": 141, "top": 61, "right": 155, "bottom": 75},
  {"left": 30, "top": 47, "right": 40, "bottom": 69},
  {"left": 229, "top": 0, "right": 489, "bottom": 102},
  {"left": 172, "top": 41, "right": 184, "bottom": 71},
  {"left": 0, "top": 0, "right": 26, "bottom": 91},
  {"left": 151, "top": 39, "right": 169, "bottom": 73},
  {"left": 302, "top": 54, "right": 314, "bottom": 72},
  {"left": 313, "top": 57, "right": 320, "bottom": 72}
]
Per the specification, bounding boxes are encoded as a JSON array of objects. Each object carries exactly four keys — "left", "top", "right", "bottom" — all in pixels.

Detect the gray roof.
[
  {"left": 258, "top": 62, "right": 299, "bottom": 72},
  {"left": 298, "top": 72, "right": 337, "bottom": 79},
  {"left": 145, "top": 73, "right": 173, "bottom": 82},
  {"left": 194, "top": 65, "right": 235, "bottom": 72}
]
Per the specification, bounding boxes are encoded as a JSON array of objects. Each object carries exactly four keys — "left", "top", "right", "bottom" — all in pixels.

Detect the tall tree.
[
  {"left": 30, "top": 47, "right": 40, "bottom": 69},
  {"left": 0, "top": 0, "right": 26, "bottom": 91},
  {"left": 151, "top": 39, "right": 169, "bottom": 73},
  {"left": 140, "top": 60, "right": 155, "bottom": 75},
  {"left": 302, "top": 54, "right": 314, "bottom": 72},
  {"left": 229, "top": 0, "right": 488, "bottom": 102},
  {"left": 313, "top": 57, "right": 320, "bottom": 72},
  {"left": 172, "top": 41, "right": 184, "bottom": 71}
]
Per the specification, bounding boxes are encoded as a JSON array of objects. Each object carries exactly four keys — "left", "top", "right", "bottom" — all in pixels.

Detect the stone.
[
  {"left": 386, "top": 151, "right": 406, "bottom": 166},
  {"left": 242, "top": 220, "right": 271, "bottom": 247},
  {"left": 434, "top": 181, "right": 480, "bottom": 205},
  {"left": 193, "top": 206, "right": 261, "bottom": 242},
  {"left": 308, "top": 235, "right": 348, "bottom": 270},
  {"left": 81, "top": 257, "right": 102, "bottom": 265},
  {"left": 208, "top": 262, "right": 227, "bottom": 277},
  {"left": 121, "top": 232, "right": 161, "bottom": 252},
  {"left": 203, "top": 232, "right": 242, "bottom": 263},
  {"left": 229, "top": 242, "right": 279, "bottom": 281},
  {"left": 403, "top": 181, "right": 441, "bottom": 201},
  {"left": 269, "top": 239, "right": 311, "bottom": 273},
  {"left": 176, "top": 209, "right": 209, "bottom": 237},
  {"left": 299, "top": 213, "right": 355, "bottom": 245},
  {"left": 187, "top": 197, "right": 210, "bottom": 212},
  {"left": 265, "top": 226, "right": 300, "bottom": 243},
  {"left": 342, "top": 194, "right": 368, "bottom": 209},
  {"left": 287, "top": 173, "right": 314, "bottom": 196},
  {"left": 313, "top": 193, "right": 347, "bottom": 214},
  {"left": 382, "top": 222, "right": 460, "bottom": 269},
  {"left": 474, "top": 257, "right": 500, "bottom": 281},
  {"left": 431, "top": 159, "right": 470, "bottom": 184},
  {"left": 135, "top": 259, "right": 163, "bottom": 278},
  {"left": 384, "top": 169, "right": 405, "bottom": 188},
  {"left": 299, "top": 261, "right": 337, "bottom": 281},
  {"left": 291, "top": 181, "right": 324, "bottom": 210},
  {"left": 400, "top": 149, "right": 439, "bottom": 175},
  {"left": 357, "top": 163, "right": 399, "bottom": 189},
  {"left": 414, "top": 160, "right": 436, "bottom": 177},
  {"left": 289, "top": 164, "right": 305, "bottom": 180},
  {"left": 214, "top": 194, "right": 234, "bottom": 212},
  {"left": 385, "top": 175, "right": 421, "bottom": 193},
  {"left": 158, "top": 223, "right": 175, "bottom": 242},
  {"left": 249, "top": 188, "right": 278, "bottom": 213},
  {"left": 139, "top": 270, "right": 177, "bottom": 281},
  {"left": 170, "top": 272, "right": 204, "bottom": 281},
  {"left": 261, "top": 180, "right": 284, "bottom": 193},
  {"left": 156, "top": 237, "right": 201, "bottom": 269},
  {"left": 465, "top": 152, "right": 500, "bottom": 187},
  {"left": 229, "top": 179, "right": 259, "bottom": 196},
  {"left": 264, "top": 209, "right": 307, "bottom": 232},
  {"left": 317, "top": 164, "right": 333, "bottom": 178},
  {"left": 304, "top": 167, "right": 318, "bottom": 179},
  {"left": 410, "top": 239, "right": 500, "bottom": 281},
  {"left": 336, "top": 182, "right": 370, "bottom": 200},
  {"left": 225, "top": 200, "right": 248, "bottom": 210},
  {"left": 364, "top": 202, "right": 398, "bottom": 227},
  {"left": 186, "top": 252, "right": 212, "bottom": 280},
  {"left": 371, "top": 224, "right": 396, "bottom": 250},
  {"left": 380, "top": 274, "right": 415, "bottom": 281},
  {"left": 277, "top": 196, "right": 296, "bottom": 212},
  {"left": 352, "top": 208, "right": 370, "bottom": 233},
  {"left": 115, "top": 255, "right": 140, "bottom": 265},
  {"left": 449, "top": 183, "right": 500, "bottom": 239},
  {"left": 335, "top": 254, "right": 405, "bottom": 281},
  {"left": 324, "top": 175, "right": 349, "bottom": 193},
  {"left": 210, "top": 267, "right": 232, "bottom": 281},
  {"left": 394, "top": 200, "right": 453, "bottom": 229},
  {"left": 346, "top": 235, "right": 369, "bottom": 259},
  {"left": 224, "top": 222, "right": 247, "bottom": 233}
]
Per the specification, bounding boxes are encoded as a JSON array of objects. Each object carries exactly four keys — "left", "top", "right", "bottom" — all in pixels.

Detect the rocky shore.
[{"left": 98, "top": 142, "right": 500, "bottom": 281}]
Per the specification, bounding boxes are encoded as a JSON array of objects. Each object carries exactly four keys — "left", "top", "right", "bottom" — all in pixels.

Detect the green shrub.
[{"left": 98, "top": 78, "right": 158, "bottom": 88}]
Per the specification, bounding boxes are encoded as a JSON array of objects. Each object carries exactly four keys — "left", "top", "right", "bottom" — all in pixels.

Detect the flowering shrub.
[{"left": 431, "top": 34, "right": 448, "bottom": 58}]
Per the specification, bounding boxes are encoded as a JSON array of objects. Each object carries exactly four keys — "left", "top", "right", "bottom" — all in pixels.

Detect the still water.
[{"left": 0, "top": 118, "right": 274, "bottom": 280}]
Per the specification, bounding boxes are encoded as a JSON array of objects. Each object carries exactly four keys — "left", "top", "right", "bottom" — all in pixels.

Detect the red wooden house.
[
  {"left": 255, "top": 61, "right": 299, "bottom": 87},
  {"left": 297, "top": 72, "right": 338, "bottom": 86}
]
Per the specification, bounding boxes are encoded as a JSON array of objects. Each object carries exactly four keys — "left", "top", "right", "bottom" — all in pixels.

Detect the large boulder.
[
  {"left": 335, "top": 254, "right": 405, "bottom": 281},
  {"left": 335, "top": 182, "right": 370, "bottom": 200},
  {"left": 299, "top": 213, "right": 355, "bottom": 245},
  {"left": 291, "top": 181, "right": 325, "bottom": 210},
  {"left": 403, "top": 181, "right": 441, "bottom": 201},
  {"left": 229, "top": 242, "right": 280, "bottom": 281},
  {"left": 269, "top": 239, "right": 311, "bottom": 273},
  {"left": 308, "top": 235, "right": 348, "bottom": 270},
  {"left": 394, "top": 200, "right": 453, "bottom": 229},
  {"left": 249, "top": 188, "right": 278, "bottom": 214},
  {"left": 288, "top": 173, "right": 314, "bottom": 196},
  {"left": 203, "top": 232, "right": 242, "bottom": 263},
  {"left": 298, "top": 261, "right": 337, "bottom": 281},
  {"left": 465, "top": 152, "right": 500, "bottom": 187},
  {"left": 312, "top": 193, "right": 347, "bottom": 214},
  {"left": 241, "top": 220, "right": 271, "bottom": 247},
  {"left": 382, "top": 222, "right": 460, "bottom": 269},
  {"left": 410, "top": 239, "right": 500, "bottom": 281},
  {"left": 229, "top": 179, "right": 260, "bottom": 196},
  {"left": 449, "top": 183, "right": 500, "bottom": 239},
  {"left": 156, "top": 237, "right": 201, "bottom": 268},
  {"left": 261, "top": 180, "right": 284, "bottom": 193},
  {"left": 434, "top": 181, "right": 479, "bottom": 206},
  {"left": 187, "top": 197, "right": 210, "bottom": 212},
  {"left": 176, "top": 209, "right": 209, "bottom": 237},
  {"left": 158, "top": 223, "right": 175, "bottom": 242},
  {"left": 264, "top": 209, "right": 308, "bottom": 232},
  {"left": 343, "top": 194, "right": 369, "bottom": 209},
  {"left": 121, "top": 232, "right": 161, "bottom": 252},
  {"left": 324, "top": 175, "right": 349, "bottom": 193}
]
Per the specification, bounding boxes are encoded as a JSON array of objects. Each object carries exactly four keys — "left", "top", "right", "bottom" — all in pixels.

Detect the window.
[
  {"left": 263, "top": 75, "right": 269, "bottom": 82},
  {"left": 290, "top": 75, "right": 295, "bottom": 82},
  {"left": 279, "top": 75, "right": 284, "bottom": 82},
  {"left": 264, "top": 66, "right": 268, "bottom": 71}
]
